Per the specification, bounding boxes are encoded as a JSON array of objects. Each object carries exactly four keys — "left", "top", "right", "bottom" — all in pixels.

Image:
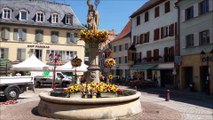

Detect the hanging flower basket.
[
  {"left": 104, "top": 58, "right": 116, "bottom": 68},
  {"left": 80, "top": 30, "right": 108, "bottom": 43},
  {"left": 71, "top": 56, "right": 82, "bottom": 67}
]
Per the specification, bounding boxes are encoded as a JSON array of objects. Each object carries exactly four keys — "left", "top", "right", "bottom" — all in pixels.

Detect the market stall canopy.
[
  {"left": 11, "top": 54, "right": 49, "bottom": 71},
  {"left": 56, "top": 61, "right": 88, "bottom": 72}
]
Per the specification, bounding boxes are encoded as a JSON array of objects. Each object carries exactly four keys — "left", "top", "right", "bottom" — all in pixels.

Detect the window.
[
  {"left": 164, "top": 1, "right": 170, "bottom": 13},
  {"left": 164, "top": 47, "right": 169, "bottom": 62},
  {"left": 199, "top": 30, "right": 210, "bottom": 45},
  {"left": 125, "top": 56, "right": 127, "bottom": 63},
  {"left": 185, "top": 34, "right": 194, "bottom": 48},
  {"left": 52, "top": 13, "right": 59, "bottom": 23},
  {"left": 119, "top": 45, "right": 122, "bottom": 51},
  {"left": 17, "top": 48, "right": 26, "bottom": 61},
  {"left": 144, "top": 32, "right": 149, "bottom": 43},
  {"left": 155, "top": 6, "right": 160, "bottom": 18},
  {"left": 1, "top": 28, "right": 10, "bottom": 40},
  {"left": 169, "top": 24, "right": 174, "bottom": 36},
  {"left": 146, "top": 51, "right": 152, "bottom": 62},
  {"left": 51, "top": 31, "right": 59, "bottom": 43},
  {"left": 161, "top": 26, "right": 169, "bottom": 38},
  {"left": 199, "top": 0, "right": 209, "bottom": 15},
  {"left": 125, "top": 43, "right": 128, "bottom": 50},
  {"left": 119, "top": 57, "right": 121, "bottom": 64},
  {"left": 35, "top": 30, "right": 43, "bottom": 42},
  {"left": 19, "top": 10, "right": 27, "bottom": 20},
  {"left": 185, "top": 6, "right": 194, "bottom": 20},
  {"left": 0, "top": 48, "right": 9, "bottom": 59},
  {"left": 145, "top": 12, "right": 149, "bottom": 22},
  {"left": 113, "top": 46, "right": 117, "bottom": 52},
  {"left": 67, "top": 32, "right": 76, "bottom": 44},
  {"left": 13, "top": 28, "right": 27, "bottom": 41},
  {"left": 154, "top": 28, "right": 160, "bottom": 41},
  {"left": 153, "top": 49, "right": 159, "bottom": 61},
  {"left": 136, "top": 16, "right": 140, "bottom": 26},
  {"left": 36, "top": 12, "right": 44, "bottom": 22},
  {"left": 65, "top": 14, "right": 73, "bottom": 24},
  {"left": 133, "top": 36, "right": 137, "bottom": 45},
  {"left": 2, "top": 8, "right": 12, "bottom": 19}
]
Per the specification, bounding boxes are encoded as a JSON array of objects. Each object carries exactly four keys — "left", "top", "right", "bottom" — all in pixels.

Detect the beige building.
[{"left": 0, "top": 0, "right": 85, "bottom": 69}]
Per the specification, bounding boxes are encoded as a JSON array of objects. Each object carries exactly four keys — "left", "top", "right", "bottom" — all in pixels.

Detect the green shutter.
[
  {"left": 22, "top": 29, "right": 27, "bottom": 41},
  {"left": 13, "top": 29, "right": 18, "bottom": 40}
]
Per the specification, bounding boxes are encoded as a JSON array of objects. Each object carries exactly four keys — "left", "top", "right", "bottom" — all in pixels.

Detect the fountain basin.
[{"left": 38, "top": 89, "right": 142, "bottom": 119}]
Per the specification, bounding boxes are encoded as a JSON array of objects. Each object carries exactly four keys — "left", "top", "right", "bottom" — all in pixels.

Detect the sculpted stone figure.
[{"left": 87, "top": 0, "right": 99, "bottom": 30}]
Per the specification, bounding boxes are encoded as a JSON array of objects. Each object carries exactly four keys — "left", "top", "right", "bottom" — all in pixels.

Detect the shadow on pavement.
[{"left": 129, "top": 86, "right": 213, "bottom": 109}]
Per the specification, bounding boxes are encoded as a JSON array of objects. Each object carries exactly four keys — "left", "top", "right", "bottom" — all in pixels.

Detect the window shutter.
[
  {"left": 67, "top": 33, "right": 70, "bottom": 43},
  {"left": 147, "top": 32, "right": 150, "bottom": 42},
  {"left": 70, "top": 33, "right": 75, "bottom": 43},
  {"left": 4, "top": 48, "right": 9, "bottom": 59},
  {"left": 161, "top": 27, "right": 164, "bottom": 39},
  {"left": 22, "top": 29, "right": 27, "bottom": 41},
  {"left": 140, "top": 34, "right": 143, "bottom": 44},
  {"left": 17, "top": 49, "right": 21, "bottom": 60},
  {"left": 13, "top": 29, "right": 18, "bottom": 40},
  {"left": 51, "top": 31, "right": 58, "bottom": 43},
  {"left": 2, "top": 28, "right": 10, "bottom": 40},
  {"left": 35, "top": 30, "right": 43, "bottom": 42}
]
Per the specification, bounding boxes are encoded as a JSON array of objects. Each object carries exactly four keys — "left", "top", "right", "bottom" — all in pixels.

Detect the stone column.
[{"left": 87, "top": 42, "right": 100, "bottom": 83}]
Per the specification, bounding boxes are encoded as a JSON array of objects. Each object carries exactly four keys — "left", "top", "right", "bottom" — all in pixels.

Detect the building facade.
[
  {"left": 130, "top": 0, "right": 177, "bottom": 88},
  {"left": 0, "top": 0, "right": 85, "bottom": 68},
  {"left": 110, "top": 21, "right": 131, "bottom": 79},
  {"left": 176, "top": 0, "right": 213, "bottom": 94}
]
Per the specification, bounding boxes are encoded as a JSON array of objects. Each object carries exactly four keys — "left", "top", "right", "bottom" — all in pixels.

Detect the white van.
[{"left": 31, "top": 71, "right": 72, "bottom": 87}]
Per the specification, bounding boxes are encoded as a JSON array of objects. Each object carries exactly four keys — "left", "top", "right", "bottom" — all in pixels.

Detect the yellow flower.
[{"left": 108, "top": 74, "right": 113, "bottom": 80}]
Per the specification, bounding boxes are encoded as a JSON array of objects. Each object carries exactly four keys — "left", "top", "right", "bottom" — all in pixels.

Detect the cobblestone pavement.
[
  {"left": 0, "top": 87, "right": 212, "bottom": 120},
  {"left": 139, "top": 92, "right": 213, "bottom": 120}
]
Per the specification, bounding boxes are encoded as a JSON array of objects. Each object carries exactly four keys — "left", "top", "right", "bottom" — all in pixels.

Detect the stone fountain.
[{"left": 37, "top": 0, "right": 142, "bottom": 119}]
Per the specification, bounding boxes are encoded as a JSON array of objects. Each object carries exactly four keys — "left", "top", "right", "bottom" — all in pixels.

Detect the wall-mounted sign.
[
  {"left": 201, "top": 56, "right": 213, "bottom": 62},
  {"left": 27, "top": 44, "right": 50, "bottom": 48}
]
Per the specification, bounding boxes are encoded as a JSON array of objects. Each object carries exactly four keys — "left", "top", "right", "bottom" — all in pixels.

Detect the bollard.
[
  {"left": 165, "top": 89, "right": 170, "bottom": 101},
  {"left": 134, "top": 86, "right": 137, "bottom": 90}
]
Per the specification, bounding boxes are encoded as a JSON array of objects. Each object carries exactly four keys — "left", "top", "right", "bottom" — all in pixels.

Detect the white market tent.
[
  {"left": 11, "top": 54, "right": 49, "bottom": 71},
  {"left": 56, "top": 61, "right": 88, "bottom": 72}
]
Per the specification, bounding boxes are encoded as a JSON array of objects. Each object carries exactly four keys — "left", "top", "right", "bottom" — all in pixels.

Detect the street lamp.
[{"left": 49, "top": 53, "right": 61, "bottom": 90}]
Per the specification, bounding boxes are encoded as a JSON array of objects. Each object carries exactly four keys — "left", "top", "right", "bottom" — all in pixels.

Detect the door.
[
  {"left": 200, "top": 66, "right": 210, "bottom": 94},
  {"left": 183, "top": 67, "right": 193, "bottom": 88},
  {"left": 160, "top": 70, "right": 173, "bottom": 88}
]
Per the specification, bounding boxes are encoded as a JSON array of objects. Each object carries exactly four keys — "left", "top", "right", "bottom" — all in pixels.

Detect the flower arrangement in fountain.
[
  {"left": 65, "top": 82, "right": 122, "bottom": 98},
  {"left": 80, "top": 30, "right": 108, "bottom": 43}
]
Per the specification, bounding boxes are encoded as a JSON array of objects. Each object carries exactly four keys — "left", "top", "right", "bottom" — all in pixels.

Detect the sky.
[{"left": 55, "top": 0, "right": 148, "bottom": 34}]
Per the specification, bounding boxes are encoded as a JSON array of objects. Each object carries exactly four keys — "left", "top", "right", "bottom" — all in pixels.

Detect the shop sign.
[
  {"left": 201, "top": 56, "right": 213, "bottom": 62},
  {"left": 27, "top": 44, "right": 50, "bottom": 48}
]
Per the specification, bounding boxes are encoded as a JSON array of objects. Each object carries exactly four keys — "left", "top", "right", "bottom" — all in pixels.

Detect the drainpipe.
[{"left": 175, "top": 2, "right": 181, "bottom": 89}]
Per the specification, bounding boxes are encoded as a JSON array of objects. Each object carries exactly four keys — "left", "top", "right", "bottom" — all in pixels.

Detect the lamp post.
[
  {"left": 49, "top": 53, "right": 61, "bottom": 90},
  {"left": 200, "top": 50, "right": 213, "bottom": 95}
]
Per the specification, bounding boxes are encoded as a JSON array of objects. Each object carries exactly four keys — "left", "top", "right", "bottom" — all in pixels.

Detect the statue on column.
[{"left": 87, "top": 0, "right": 99, "bottom": 30}]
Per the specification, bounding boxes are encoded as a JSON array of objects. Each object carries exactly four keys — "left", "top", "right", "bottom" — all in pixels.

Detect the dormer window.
[
  {"left": 36, "top": 11, "right": 44, "bottom": 22},
  {"left": 52, "top": 13, "right": 59, "bottom": 23},
  {"left": 19, "top": 10, "right": 28, "bottom": 21},
  {"left": 65, "top": 14, "right": 73, "bottom": 25},
  {"left": 2, "top": 8, "right": 12, "bottom": 19}
]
